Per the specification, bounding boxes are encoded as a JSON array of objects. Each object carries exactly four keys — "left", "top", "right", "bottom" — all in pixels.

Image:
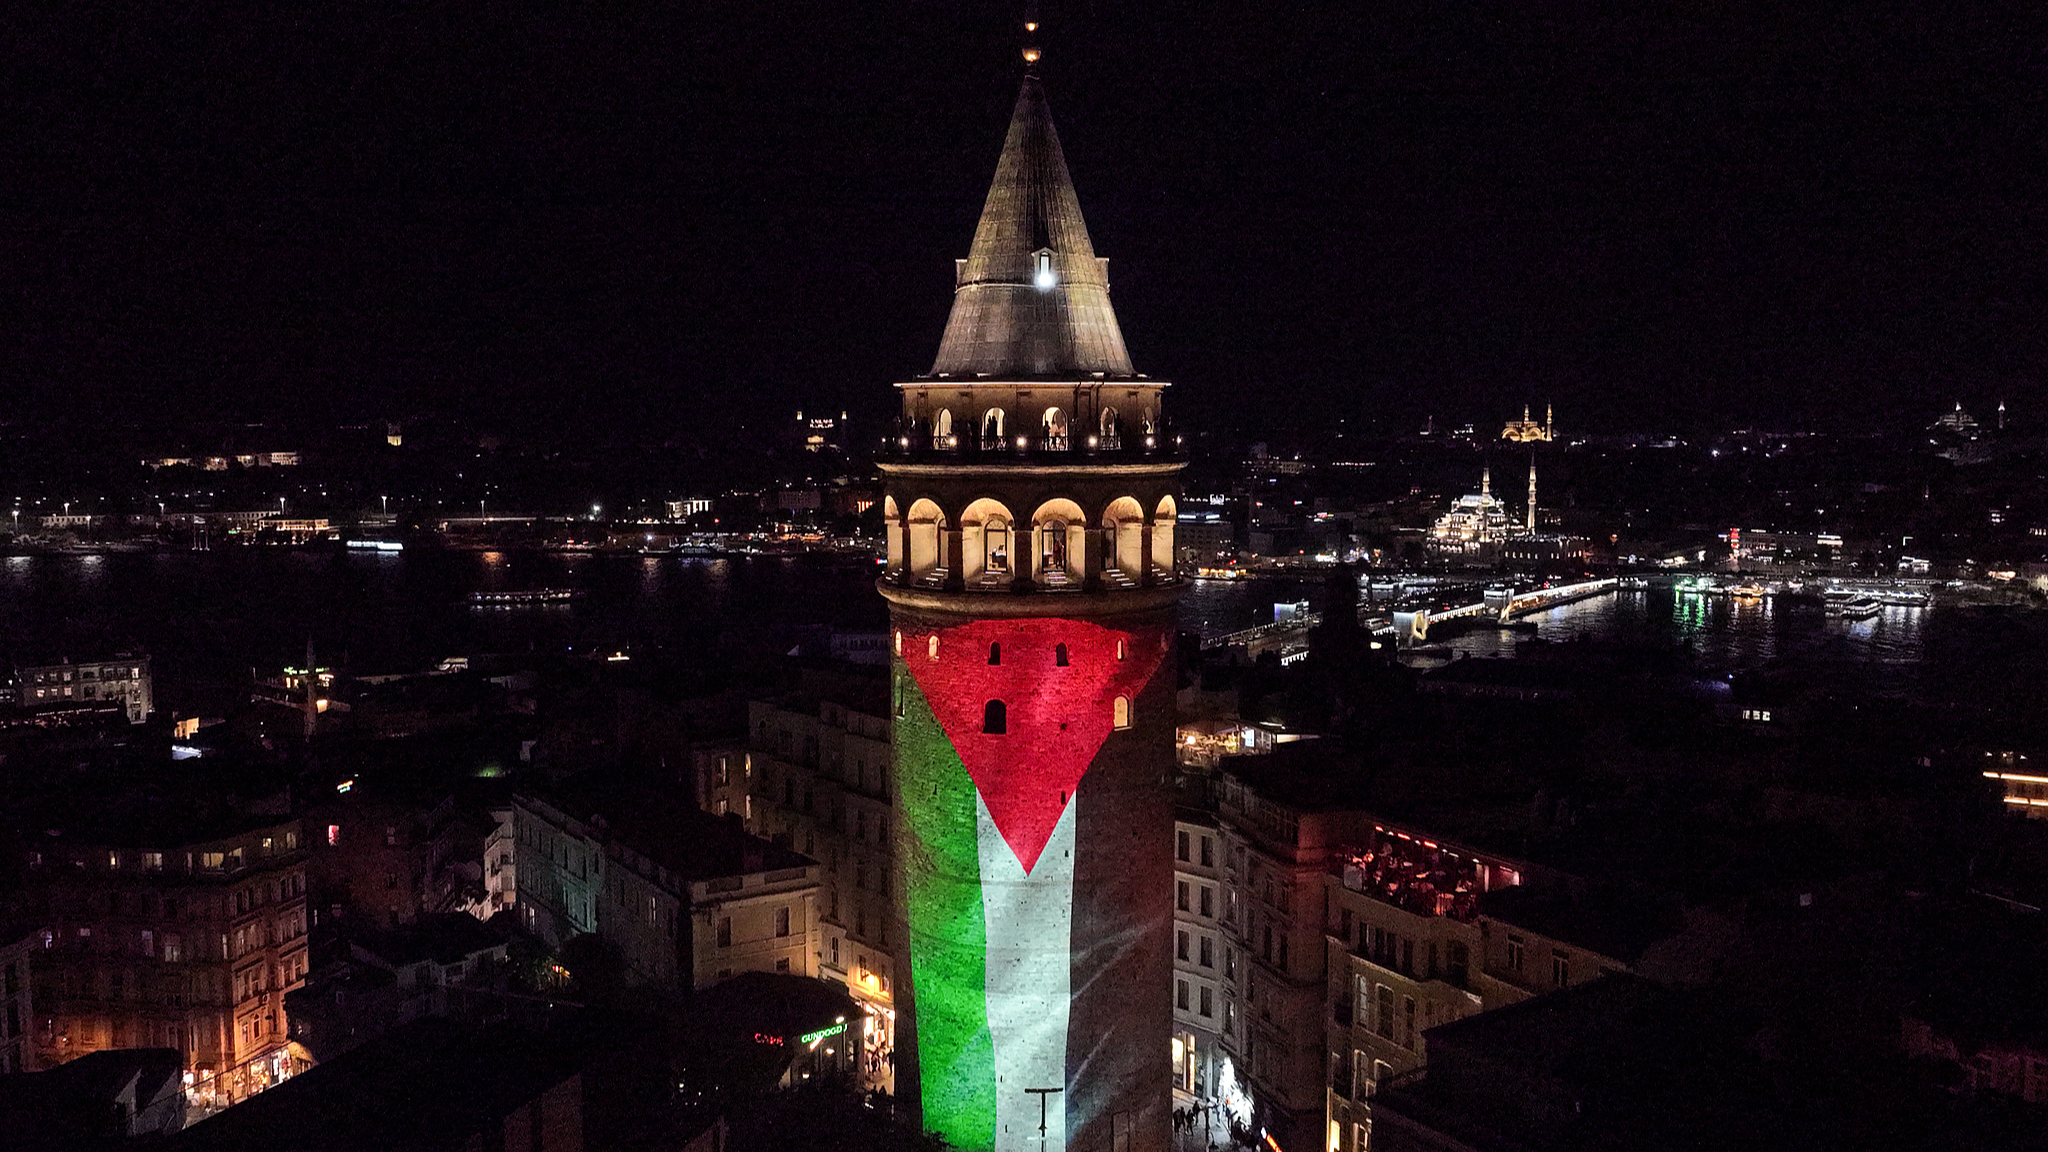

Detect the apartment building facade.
[
  {"left": 503, "top": 792, "right": 820, "bottom": 993},
  {"left": 13, "top": 655, "right": 153, "bottom": 724},
  {"left": 18, "top": 817, "right": 308, "bottom": 1105},
  {"left": 1173, "top": 809, "right": 1229, "bottom": 1114},
  {"left": 1210, "top": 769, "right": 1377, "bottom": 1152},
  {"left": 0, "top": 927, "right": 35, "bottom": 1074},
  {"left": 714, "top": 679, "right": 899, "bottom": 1093}
]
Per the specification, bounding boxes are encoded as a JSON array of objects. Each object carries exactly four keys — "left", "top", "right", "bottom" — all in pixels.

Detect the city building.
[
  {"left": 1322, "top": 825, "right": 1536, "bottom": 1152},
  {"left": 0, "top": 1046, "right": 187, "bottom": 1144},
  {"left": 162, "top": 1014, "right": 707, "bottom": 1152},
  {"left": 12, "top": 655, "right": 153, "bottom": 724},
  {"left": 285, "top": 913, "right": 512, "bottom": 1063},
  {"left": 304, "top": 787, "right": 494, "bottom": 930},
  {"left": 1173, "top": 811, "right": 1228, "bottom": 1117},
  {"left": 1368, "top": 976, "right": 1817, "bottom": 1151},
  {"left": 876, "top": 41, "right": 1185, "bottom": 1152},
  {"left": 1207, "top": 764, "right": 1378, "bottom": 1152},
  {"left": 499, "top": 791, "right": 820, "bottom": 992},
  {"left": 721, "top": 674, "right": 900, "bottom": 1092},
  {"left": 0, "top": 924, "right": 36, "bottom": 1074},
  {"left": 16, "top": 814, "right": 309, "bottom": 1107},
  {"left": 1499, "top": 404, "right": 1553, "bottom": 443},
  {"left": 1428, "top": 471, "right": 1516, "bottom": 555}
]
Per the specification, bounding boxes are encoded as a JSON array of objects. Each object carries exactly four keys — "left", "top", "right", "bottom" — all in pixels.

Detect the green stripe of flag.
[{"left": 897, "top": 672, "right": 997, "bottom": 1148}]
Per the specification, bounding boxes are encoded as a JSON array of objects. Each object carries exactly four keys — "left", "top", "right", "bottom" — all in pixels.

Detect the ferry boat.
[
  {"left": 467, "top": 588, "right": 584, "bottom": 607},
  {"left": 1727, "top": 582, "right": 1767, "bottom": 602},
  {"left": 1825, "top": 595, "right": 1883, "bottom": 621}
]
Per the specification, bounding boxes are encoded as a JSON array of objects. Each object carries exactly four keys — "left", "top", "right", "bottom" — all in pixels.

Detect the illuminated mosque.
[{"left": 1429, "top": 466, "right": 1521, "bottom": 553}]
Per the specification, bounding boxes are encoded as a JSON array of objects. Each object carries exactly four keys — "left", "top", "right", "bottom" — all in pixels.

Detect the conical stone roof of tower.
[{"left": 930, "top": 75, "right": 1136, "bottom": 378}]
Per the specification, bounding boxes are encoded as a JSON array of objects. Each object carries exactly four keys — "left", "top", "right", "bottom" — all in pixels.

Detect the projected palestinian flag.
[{"left": 893, "top": 614, "right": 1169, "bottom": 1152}]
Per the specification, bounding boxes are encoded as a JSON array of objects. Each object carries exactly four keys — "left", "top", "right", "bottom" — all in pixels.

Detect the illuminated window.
[
  {"left": 927, "top": 636, "right": 939, "bottom": 660},
  {"left": 326, "top": 825, "right": 340, "bottom": 847},
  {"left": 982, "top": 700, "right": 1006, "bottom": 735},
  {"left": 1055, "top": 642, "right": 1069, "bottom": 666},
  {"left": 893, "top": 631, "right": 902, "bottom": 655},
  {"left": 1116, "top": 639, "right": 1126, "bottom": 661},
  {"left": 1113, "top": 696, "right": 1131, "bottom": 730}
]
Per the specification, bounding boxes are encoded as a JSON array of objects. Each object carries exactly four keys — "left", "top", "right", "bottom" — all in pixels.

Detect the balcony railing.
[{"left": 881, "top": 427, "right": 1186, "bottom": 463}]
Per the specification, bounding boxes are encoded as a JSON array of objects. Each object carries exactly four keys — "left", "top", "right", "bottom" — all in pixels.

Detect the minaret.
[
  {"left": 880, "top": 33, "right": 1180, "bottom": 1152},
  {"left": 1546, "top": 401, "right": 1554, "bottom": 440},
  {"left": 1526, "top": 453, "right": 1538, "bottom": 533},
  {"left": 1481, "top": 465, "right": 1491, "bottom": 497}
]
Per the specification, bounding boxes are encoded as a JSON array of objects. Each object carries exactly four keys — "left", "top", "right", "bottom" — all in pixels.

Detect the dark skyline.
[{"left": 7, "top": 2, "right": 2043, "bottom": 441}]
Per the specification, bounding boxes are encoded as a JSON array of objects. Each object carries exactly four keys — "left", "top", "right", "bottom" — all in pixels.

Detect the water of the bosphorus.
[{"left": 3, "top": 552, "right": 2045, "bottom": 720}]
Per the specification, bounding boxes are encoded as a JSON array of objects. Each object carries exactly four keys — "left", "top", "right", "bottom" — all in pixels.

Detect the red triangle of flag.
[{"left": 903, "top": 617, "right": 1166, "bottom": 873}]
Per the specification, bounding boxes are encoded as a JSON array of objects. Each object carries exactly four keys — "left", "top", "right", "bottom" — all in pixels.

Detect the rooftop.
[{"left": 927, "top": 74, "right": 1136, "bottom": 379}]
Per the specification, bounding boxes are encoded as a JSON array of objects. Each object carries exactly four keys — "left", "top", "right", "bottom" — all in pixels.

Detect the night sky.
[{"left": 7, "top": 2, "right": 2044, "bottom": 440}]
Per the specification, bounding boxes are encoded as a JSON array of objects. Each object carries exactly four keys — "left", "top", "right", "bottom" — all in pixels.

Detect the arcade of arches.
[{"left": 882, "top": 494, "right": 1179, "bottom": 591}]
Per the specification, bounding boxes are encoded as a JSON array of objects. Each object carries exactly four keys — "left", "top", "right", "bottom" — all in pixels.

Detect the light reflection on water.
[
  {"left": 1426, "top": 588, "right": 1939, "bottom": 695},
  {"left": 1178, "top": 576, "right": 2009, "bottom": 703}
]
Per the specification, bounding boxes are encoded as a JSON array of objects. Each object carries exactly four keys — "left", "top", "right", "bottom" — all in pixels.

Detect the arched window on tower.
[
  {"left": 988, "top": 642, "right": 1002, "bottom": 666},
  {"left": 1100, "top": 407, "right": 1121, "bottom": 448},
  {"left": 1055, "top": 643, "right": 1069, "bottom": 667},
  {"left": 1116, "top": 639, "right": 1126, "bottom": 661},
  {"left": 983, "top": 700, "right": 1007, "bottom": 735},
  {"left": 1043, "top": 407, "right": 1069, "bottom": 450},
  {"left": 1113, "top": 696, "right": 1131, "bottom": 730},
  {"left": 927, "top": 636, "right": 940, "bottom": 661},
  {"left": 981, "top": 408, "right": 1005, "bottom": 448}
]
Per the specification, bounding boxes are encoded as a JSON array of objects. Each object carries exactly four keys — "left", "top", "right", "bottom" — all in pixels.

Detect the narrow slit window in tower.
[
  {"left": 1055, "top": 643, "right": 1069, "bottom": 667},
  {"left": 989, "top": 642, "right": 1001, "bottom": 665},
  {"left": 983, "top": 700, "right": 1007, "bottom": 735}
]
